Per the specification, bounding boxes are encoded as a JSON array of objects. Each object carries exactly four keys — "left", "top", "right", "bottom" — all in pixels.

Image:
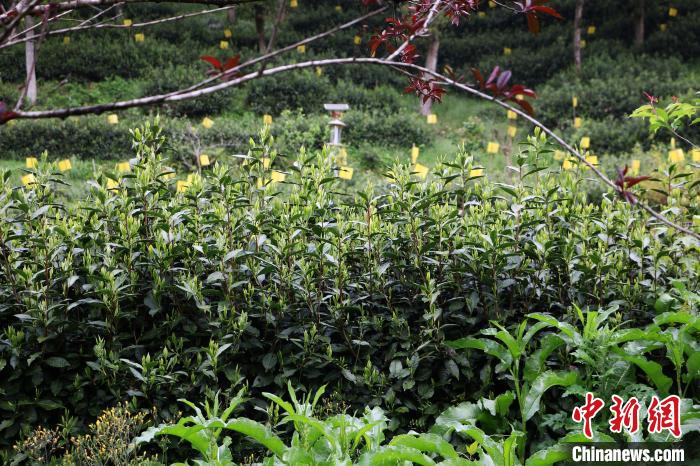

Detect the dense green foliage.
[{"left": 1, "top": 122, "right": 697, "bottom": 460}]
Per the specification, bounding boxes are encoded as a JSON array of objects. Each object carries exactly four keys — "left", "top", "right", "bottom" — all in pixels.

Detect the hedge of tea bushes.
[{"left": 0, "top": 122, "right": 698, "bottom": 448}]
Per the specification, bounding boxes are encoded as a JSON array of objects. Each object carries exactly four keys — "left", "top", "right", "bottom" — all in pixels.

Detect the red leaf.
[
  {"left": 531, "top": 5, "right": 564, "bottom": 19},
  {"left": 200, "top": 55, "right": 223, "bottom": 71}
]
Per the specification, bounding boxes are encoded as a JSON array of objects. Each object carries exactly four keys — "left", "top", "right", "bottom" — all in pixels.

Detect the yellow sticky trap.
[
  {"left": 488, "top": 0, "right": 496, "bottom": 7},
  {"left": 574, "top": 117, "right": 582, "bottom": 128},
  {"left": 123, "top": 19, "right": 132, "bottom": 26},
  {"left": 670, "top": 138, "right": 676, "bottom": 149},
  {"left": 263, "top": 114, "right": 273, "bottom": 125},
  {"left": 116, "top": 162, "right": 131, "bottom": 173},
  {"left": 411, "top": 145, "right": 420, "bottom": 164},
  {"left": 660, "top": 24, "right": 667, "bottom": 32},
  {"left": 290, "top": 0, "right": 298, "bottom": 7},
  {"left": 107, "top": 178, "right": 119, "bottom": 190},
  {"left": 427, "top": 114, "right": 438, "bottom": 124},
  {"left": 554, "top": 150, "right": 565, "bottom": 161},
  {"left": 354, "top": 35, "right": 362, "bottom": 45},
  {"left": 587, "top": 25, "right": 596, "bottom": 35},
  {"left": 21, "top": 174, "right": 36, "bottom": 186},
  {"left": 339, "top": 166, "right": 354, "bottom": 180},
  {"left": 162, "top": 169, "right": 176, "bottom": 180},
  {"left": 507, "top": 110, "right": 517, "bottom": 120},
  {"left": 63, "top": 36, "right": 70, "bottom": 45},
  {"left": 336, "top": 148, "right": 348, "bottom": 166},
  {"left": 630, "top": 159, "right": 641, "bottom": 175},
  {"left": 470, "top": 168, "right": 484, "bottom": 177},
  {"left": 669, "top": 7, "right": 678, "bottom": 17},
  {"left": 315, "top": 66, "right": 323, "bottom": 76},
  {"left": 202, "top": 117, "right": 214, "bottom": 128},
  {"left": 486, "top": 142, "right": 500, "bottom": 154},
  {"left": 58, "top": 159, "right": 72, "bottom": 172},
  {"left": 107, "top": 114, "right": 119, "bottom": 125},
  {"left": 413, "top": 163, "right": 429, "bottom": 179},
  {"left": 562, "top": 158, "right": 575, "bottom": 170},
  {"left": 694, "top": 215, "right": 700, "bottom": 227},
  {"left": 335, "top": 5, "right": 342, "bottom": 12},
  {"left": 134, "top": 33, "right": 145, "bottom": 42},
  {"left": 503, "top": 47, "right": 511, "bottom": 56},
  {"left": 262, "top": 157, "right": 271, "bottom": 169},
  {"left": 515, "top": 94, "right": 524, "bottom": 101},
  {"left": 507, "top": 126, "right": 517, "bottom": 138},
  {"left": 271, "top": 170, "right": 286, "bottom": 183},
  {"left": 585, "top": 155, "right": 598, "bottom": 167},
  {"left": 478, "top": 11, "right": 486, "bottom": 18},
  {"left": 580, "top": 39, "right": 586, "bottom": 48},
  {"left": 668, "top": 149, "right": 684, "bottom": 163},
  {"left": 187, "top": 173, "right": 196, "bottom": 183},
  {"left": 26, "top": 157, "right": 38, "bottom": 169},
  {"left": 691, "top": 149, "right": 700, "bottom": 162},
  {"left": 176, "top": 180, "right": 190, "bottom": 193},
  {"left": 220, "top": 41, "right": 229, "bottom": 50},
  {"left": 224, "top": 28, "right": 232, "bottom": 38},
  {"left": 572, "top": 96, "right": 578, "bottom": 108},
  {"left": 580, "top": 137, "right": 590, "bottom": 149},
  {"left": 297, "top": 44, "right": 306, "bottom": 54},
  {"left": 256, "top": 178, "right": 265, "bottom": 189},
  {"left": 199, "top": 154, "right": 210, "bottom": 167}
]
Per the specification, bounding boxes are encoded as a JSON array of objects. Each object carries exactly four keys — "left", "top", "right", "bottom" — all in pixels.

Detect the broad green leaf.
[
  {"left": 615, "top": 351, "right": 673, "bottom": 394},
  {"left": 523, "top": 371, "right": 577, "bottom": 421},
  {"left": 225, "top": 418, "right": 287, "bottom": 458},
  {"left": 445, "top": 338, "right": 512, "bottom": 368},
  {"left": 525, "top": 444, "right": 571, "bottom": 466},
  {"left": 357, "top": 445, "right": 436, "bottom": 466},
  {"left": 389, "top": 433, "right": 458, "bottom": 460}
]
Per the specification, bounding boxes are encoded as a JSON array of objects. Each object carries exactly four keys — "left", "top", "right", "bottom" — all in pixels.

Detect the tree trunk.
[
  {"left": 24, "top": 16, "right": 37, "bottom": 105},
  {"left": 227, "top": 6, "right": 237, "bottom": 24},
  {"left": 420, "top": 35, "right": 440, "bottom": 116},
  {"left": 634, "top": 0, "right": 645, "bottom": 47},
  {"left": 573, "top": 0, "right": 584, "bottom": 74},
  {"left": 255, "top": 5, "right": 266, "bottom": 54}
]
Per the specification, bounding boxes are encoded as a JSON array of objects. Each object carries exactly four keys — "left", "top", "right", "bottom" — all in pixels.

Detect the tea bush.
[{"left": 0, "top": 120, "right": 697, "bottom": 451}]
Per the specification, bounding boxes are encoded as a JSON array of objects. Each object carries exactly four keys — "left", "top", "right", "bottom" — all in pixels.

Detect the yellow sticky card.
[
  {"left": 574, "top": 117, "right": 582, "bottom": 128},
  {"left": 63, "top": 36, "right": 70, "bottom": 45},
  {"left": 202, "top": 117, "right": 214, "bottom": 128},
  {"left": 271, "top": 170, "right": 286, "bottom": 183},
  {"left": 123, "top": 19, "right": 132, "bottom": 27},
  {"left": 335, "top": 5, "right": 342, "bottom": 12},
  {"left": 116, "top": 162, "right": 131, "bottom": 173},
  {"left": 262, "top": 157, "right": 271, "bottom": 169},
  {"left": 470, "top": 168, "right": 484, "bottom": 177},
  {"left": 411, "top": 145, "right": 420, "bottom": 164},
  {"left": 660, "top": 23, "right": 667, "bottom": 32},
  {"left": 478, "top": 11, "right": 486, "bottom": 18},
  {"left": 187, "top": 173, "right": 196, "bottom": 183},
  {"left": 21, "top": 174, "right": 36, "bottom": 186},
  {"left": 297, "top": 44, "right": 306, "bottom": 54},
  {"left": 427, "top": 114, "right": 438, "bottom": 124},
  {"left": 669, "top": 7, "right": 678, "bottom": 17},
  {"left": 263, "top": 114, "right": 273, "bottom": 125},
  {"left": 486, "top": 142, "right": 500, "bottom": 154},
  {"left": 670, "top": 138, "right": 676, "bottom": 149},
  {"left": 580, "top": 137, "right": 590, "bottom": 149},
  {"left": 354, "top": 35, "right": 362, "bottom": 45},
  {"left": 290, "top": 0, "right": 298, "bottom": 7},
  {"left": 507, "top": 126, "right": 517, "bottom": 138},
  {"left": 162, "top": 169, "right": 176, "bottom": 180},
  {"left": 554, "top": 150, "right": 565, "bottom": 161},
  {"left": 507, "top": 110, "right": 517, "bottom": 120},
  {"left": 503, "top": 47, "right": 512, "bottom": 56},
  {"left": 26, "top": 157, "right": 38, "bottom": 169},
  {"left": 515, "top": 94, "right": 524, "bottom": 101},
  {"left": 580, "top": 39, "right": 586, "bottom": 48},
  {"left": 256, "top": 178, "right": 265, "bottom": 189},
  {"left": 176, "top": 180, "right": 190, "bottom": 193},
  {"left": 339, "top": 166, "right": 354, "bottom": 180},
  {"left": 224, "top": 28, "right": 232, "bottom": 38},
  {"left": 220, "top": 41, "right": 229, "bottom": 50},
  {"left": 106, "top": 178, "right": 118, "bottom": 190},
  {"left": 587, "top": 25, "right": 596, "bottom": 35},
  {"left": 585, "top": 155, "right": 598, "bottom": 167},
  {"left": 694, "top": 215, "right": 700, "bottom": 227},
  {"left": 668, "top": 149, "right": 684, "bottom": 163},
  {"left": 315, "top": 66, "right": 323, "bottom": 76},
  {"left": 58, "top": 159, "right": 72, "bottom": 172},
  {"left": 199, "top": 154, "right": 210, "bottom": 167},
  {"left": 134, "top": 33, "right": 145, "bottom": 42},
  {"left": 336, "top": 148, "right": 348, "bottom": 166},
  {"left": 691, "top": 149, "right": 700, "bottom": 162},
  {"left": 630, "top": 159, "right": 641, "bottom": 175},
  {"left": 107, "top": 114, "right": 119, "bottom": 125},
  {"left": 572, "top": 96, "right": 578, "bottom": 108},
  {"left": 413, "top": 163, "right": 429, "bottom": 179},
  {"left": 562, "top": 158, "right": 575, "bottom": 170},
  {"left": 489, "top": 0, "right": 496, "bottom": 7}
]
